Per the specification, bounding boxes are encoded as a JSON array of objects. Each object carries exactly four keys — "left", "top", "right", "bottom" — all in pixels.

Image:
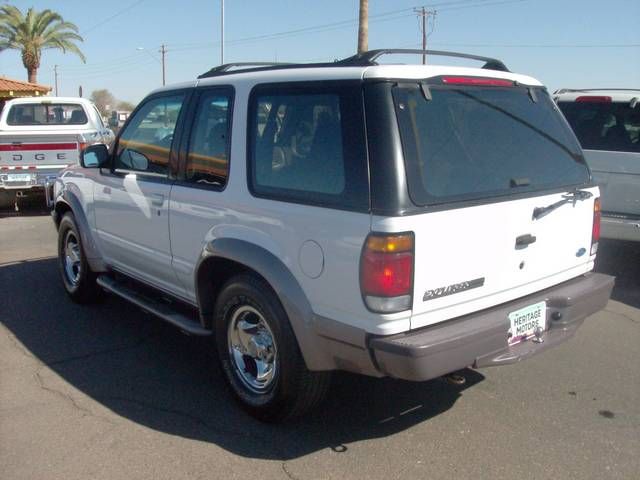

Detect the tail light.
[
  {"left": 576, "top": 96, "right": 612, "bottom": 103},
  {"left": 78, "top": 142, "right": 88, "bottom": 151},
  {"left": 591, "top": 198, "right": 601, "bottom": 255},
  {"left": 441, "top": 76, "right": 514, "bottom": 87},
  {"left": 360, "top": 233, "right": 414, "bottom": 313}
]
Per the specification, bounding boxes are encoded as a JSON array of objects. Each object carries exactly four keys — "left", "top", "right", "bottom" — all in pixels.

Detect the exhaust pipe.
[{"left": 15, "top": 191, "right": 25, "bottom": 198}]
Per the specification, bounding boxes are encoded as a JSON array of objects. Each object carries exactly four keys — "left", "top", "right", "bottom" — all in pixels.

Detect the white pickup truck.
[{"left": 0, "top": 96, "right": 114, "bottom": 203}]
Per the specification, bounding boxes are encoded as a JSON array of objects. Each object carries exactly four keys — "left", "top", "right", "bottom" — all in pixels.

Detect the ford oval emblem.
[{"left": 576, "top": 247, "right": 587, "bottom": 257}]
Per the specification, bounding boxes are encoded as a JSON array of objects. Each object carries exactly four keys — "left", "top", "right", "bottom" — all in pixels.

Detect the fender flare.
[
  {"left": 55, "top": 190, "right": 107, "bottom": 272},
  {"left": 195, "top": 237, "right": 333, "bottom": 371}
]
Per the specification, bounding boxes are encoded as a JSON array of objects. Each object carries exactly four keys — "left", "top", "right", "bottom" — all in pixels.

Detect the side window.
[
  {"left": 249, "top": 85, "right": 368, "bottom": 211},
  {"left": 185, "top": 90, "right": 232, "bottom": 187},
  {"left": 115, "top": 95, "right": 185, "bottom": 175},
  {"left": 253, "top": 93, "right": 345, "bottom": 196}
]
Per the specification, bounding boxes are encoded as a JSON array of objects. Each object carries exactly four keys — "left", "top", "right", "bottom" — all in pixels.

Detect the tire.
[
  {"left": 57, "top": 213, "right": 102, "bottom": 303},
  {"left": 214, "top": 274, "right": 331, "bottom": 422}
]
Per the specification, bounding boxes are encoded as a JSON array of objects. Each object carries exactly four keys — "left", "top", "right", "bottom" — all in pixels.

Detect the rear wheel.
[
  {"left": 214, "top": 274, "right": 331, "bottom": 422},
  {"left": 57, "top": 213, "right": 102, "bottom": 303}
]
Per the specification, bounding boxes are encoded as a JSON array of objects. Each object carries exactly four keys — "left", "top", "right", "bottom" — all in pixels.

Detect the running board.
[{"left": 97, "top": 275, "right": 212, "bottom": 336}]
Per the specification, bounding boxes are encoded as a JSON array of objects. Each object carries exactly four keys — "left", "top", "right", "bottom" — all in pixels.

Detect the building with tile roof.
[{"left": 0, "top": 76, "right": 52, "bottom": 112}]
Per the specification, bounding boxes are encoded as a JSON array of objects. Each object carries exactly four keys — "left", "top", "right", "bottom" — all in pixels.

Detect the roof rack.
[
  {"left": 196, "top": 49, "right": 510, "bottom": 79},
  {"left": 337, "top": 49, "right": 509, "bottom": 72},
  {"left": 554, "top": 88, "right": 640, "bottom": 94},
  {"left": 198, "top": 62, "right": 293, "bottom": 79}
]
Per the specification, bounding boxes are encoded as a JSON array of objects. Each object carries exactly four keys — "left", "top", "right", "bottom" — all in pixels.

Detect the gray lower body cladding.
[{"left": 368, "top": 272, "right": 614, "bottom": 382}]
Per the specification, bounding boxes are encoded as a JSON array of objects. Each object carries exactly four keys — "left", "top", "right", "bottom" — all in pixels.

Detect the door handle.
[
  {"left": 150, "top": 193, "right": 164, "bottom": 207},
  {"left": 515, "top": 234, "right": 537, "bottom": 249}
]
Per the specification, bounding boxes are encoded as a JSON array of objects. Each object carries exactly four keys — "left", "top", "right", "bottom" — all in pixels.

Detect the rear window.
[
  {"left": 393, "top": 84, "right": 590, "bottom": 205},
  {"left": 557, "top": 100, "right": 640, "bottom": 153},
  {"left": 7, "top": 103, "right": 88, "bottom": 126}
]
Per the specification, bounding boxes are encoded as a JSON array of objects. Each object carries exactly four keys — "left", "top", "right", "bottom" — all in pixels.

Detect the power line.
[
  {"left": 170, "top": 0, "right": 528, "bottom": 54},
  {"left": 81, "top": 0, "right": 148, "bottom": 35}
]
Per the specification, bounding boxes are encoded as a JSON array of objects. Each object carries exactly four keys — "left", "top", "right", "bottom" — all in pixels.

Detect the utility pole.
[
  {"left": 159, "top": 44, "right": 167, "bottom": 86},
  {"left": 358, "top": 0, "right": 368, "bottom": 54},
  {"left": 221, "top": 0, "right": 225, "bottom": 64},
  {"left": 414, "top": 7, "right": 437, "bottom": 64},
  {"left": 54, "top": 65, "right": 59, "bottom": 96}
]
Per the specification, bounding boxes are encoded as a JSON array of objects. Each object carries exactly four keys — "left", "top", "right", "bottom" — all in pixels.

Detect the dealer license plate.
[
  {"left": 6, "top": 173, "right": 32, "bottom": 182},
  {"left": 508, "top": 301, "right": 547, "bottom": 345}
]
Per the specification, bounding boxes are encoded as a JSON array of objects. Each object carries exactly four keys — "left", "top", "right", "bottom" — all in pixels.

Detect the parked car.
[
  {"left": 555, "top": 89, "right": 640, "bottom": 241},
  {"left": 0, "top": 96, "right": 115, "bottom": 202},
  {"left": 108, "top": 110, "right": 131, "bottom": 130},
  {"left": 52, "top": 50, "right": 614, "bottom": 421}
]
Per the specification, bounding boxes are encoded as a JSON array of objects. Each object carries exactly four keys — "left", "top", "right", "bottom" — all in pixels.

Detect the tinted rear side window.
[
  {"left": 557, "top": 100, "right": 640, "bottom": 153},
  {"left": 248, "top": 83, "right": 368, "bottom": 211},
  {"left": 393, "top": 85, "right": 590, "bottom": 205},
  {"left": 7, "top": 103, "right": 88, "bottom": 125}
]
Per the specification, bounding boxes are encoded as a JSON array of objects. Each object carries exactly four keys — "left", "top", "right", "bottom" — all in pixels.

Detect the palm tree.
[
  {"left": 0, "top": 5, "right": 85, "bottom": 84},
  {"left": 357, "top": 0, "right": 368, "bottom": 54}
]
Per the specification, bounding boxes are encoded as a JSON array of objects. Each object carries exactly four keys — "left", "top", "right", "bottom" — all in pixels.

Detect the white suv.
[
  {"left": 52, "top": 50, "right": 614, "bottom": 421},
  {"left": 555, "top": 89, "right": 640, "bottom": 241}
]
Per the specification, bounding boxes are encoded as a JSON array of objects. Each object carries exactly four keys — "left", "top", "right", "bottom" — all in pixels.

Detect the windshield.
[
  {"left": 7, "top": 103, "right": 88, "bottom": 126},
  {"left": 557, "top": 100, "right": 640, "bottom": 153},
  {"left": 393, "top": 84, "right": 590, "bottom": 206}
]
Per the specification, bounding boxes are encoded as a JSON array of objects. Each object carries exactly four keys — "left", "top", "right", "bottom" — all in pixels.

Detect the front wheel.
[
  {"left": 214, "top": 274, "right": 330, "bottom": 422},
  {"left": 57, "top": 213, "right": 102, "bottom": 303}
]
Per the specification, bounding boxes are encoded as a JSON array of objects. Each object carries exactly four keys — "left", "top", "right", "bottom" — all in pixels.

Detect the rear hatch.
[
  {"left": 557, "top": 97, "right": 640, "bottom": 216},
  {"left": 388, "top": 76, "right": 597, "bottom": 329}
]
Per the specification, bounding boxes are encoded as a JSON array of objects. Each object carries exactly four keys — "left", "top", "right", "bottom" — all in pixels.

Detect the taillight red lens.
[
  {"left": 361, "top": 250, "right": 413, "bottom": 297},
  {"left": 591, "top": 198, "right": 601, "bottom": 255},
  {"left": 576, "top": 96, "right": 612, "bottom": 103},
  {"left": 361, "top": 233, "right": 414, "bottom": 312},
  {"left": 441, "top": 76, "right": 514, "bottom": 87}
]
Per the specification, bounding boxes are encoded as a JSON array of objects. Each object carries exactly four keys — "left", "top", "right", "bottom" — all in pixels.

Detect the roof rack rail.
[
  {"left": 198, "top": 62, "right": 294, "bottom": 79},
  {"left": 554, "top": 88, "right": 640, "bottom": 94},
  {"left": 337, "top": 49, "right": 509, "bottom": 72}
]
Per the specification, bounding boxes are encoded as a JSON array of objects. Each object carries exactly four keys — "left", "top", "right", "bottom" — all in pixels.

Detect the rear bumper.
[
  {"left": 368, "top": 273, "right": 614, "bottom": 382},
  {"left": 601, "top": 215, "right": 640, "bottom": 242},
  {"left": 0, "top": 169, "right": 61, "bottom": 190}
]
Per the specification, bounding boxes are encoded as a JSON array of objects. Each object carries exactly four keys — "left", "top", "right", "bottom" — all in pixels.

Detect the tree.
[
  {"left": 117, "top": 101, "right": 136, "bottom": 112},
  {"left": 90, "top": 89, "right": 115, "bottom": 116},
  {"left": 0, "top": 4, "right": 85, "bottom": 84},
  {"left": 357, "top": 0, "right": 368, "bottom": 54}
]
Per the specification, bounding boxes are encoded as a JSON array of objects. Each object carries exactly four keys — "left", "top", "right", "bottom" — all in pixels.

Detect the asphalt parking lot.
[{"left": 1, "top": 204, "right": 639, "bottom": 480}]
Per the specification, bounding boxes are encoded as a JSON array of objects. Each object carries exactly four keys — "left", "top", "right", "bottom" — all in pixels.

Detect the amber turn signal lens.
[{"left": 365, "top": 234, "right": 414, "bottom": 253}]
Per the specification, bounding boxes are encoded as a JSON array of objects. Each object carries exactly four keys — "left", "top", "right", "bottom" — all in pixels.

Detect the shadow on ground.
[
  {"left": 1, "top": 257, "right": 483, "bottom": 460},
  {"left": 595, "top": 239, "right": 640, "bottom": 309},
  {"left": 0, "top": 191, "right": 50, "bottom": 218}
]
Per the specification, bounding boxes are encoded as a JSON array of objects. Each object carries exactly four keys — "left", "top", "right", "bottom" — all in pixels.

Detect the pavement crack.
[
  {"left": 46, "top": 335, "right": 156, "bottom": 366},
  {"left": 97, "top": 396, "right": 257, "bottom": 439},
  {"left": 34, "top": 367, "right": 116, "bottom": 425},
  {"left": 281, "top": 462, "right": 303, "bottom": 480},
  {"left": 603, "top": 308, "right": 640, "bottom": 325}
]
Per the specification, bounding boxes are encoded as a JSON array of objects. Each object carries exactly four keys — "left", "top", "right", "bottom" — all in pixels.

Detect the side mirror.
[{"left": 81, "top": 144, "right": 109, "bottom": 168}]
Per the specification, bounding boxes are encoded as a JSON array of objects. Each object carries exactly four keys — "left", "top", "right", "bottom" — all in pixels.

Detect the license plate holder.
[
  {"left": 508, "top": 301, "right": 547, "bottom": 345},
  {"left": 6, "top": 173, "right": 32, "bottom": 182}
]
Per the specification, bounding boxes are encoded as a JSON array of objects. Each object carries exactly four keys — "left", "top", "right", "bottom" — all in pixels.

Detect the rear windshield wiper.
[{"left": 532, "top": 189, "right": 593, "bottom": 220}]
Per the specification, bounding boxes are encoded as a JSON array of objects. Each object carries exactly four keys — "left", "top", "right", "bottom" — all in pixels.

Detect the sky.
[{"left": 1, "top": 0, "right": 638, "bottom": 105}]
